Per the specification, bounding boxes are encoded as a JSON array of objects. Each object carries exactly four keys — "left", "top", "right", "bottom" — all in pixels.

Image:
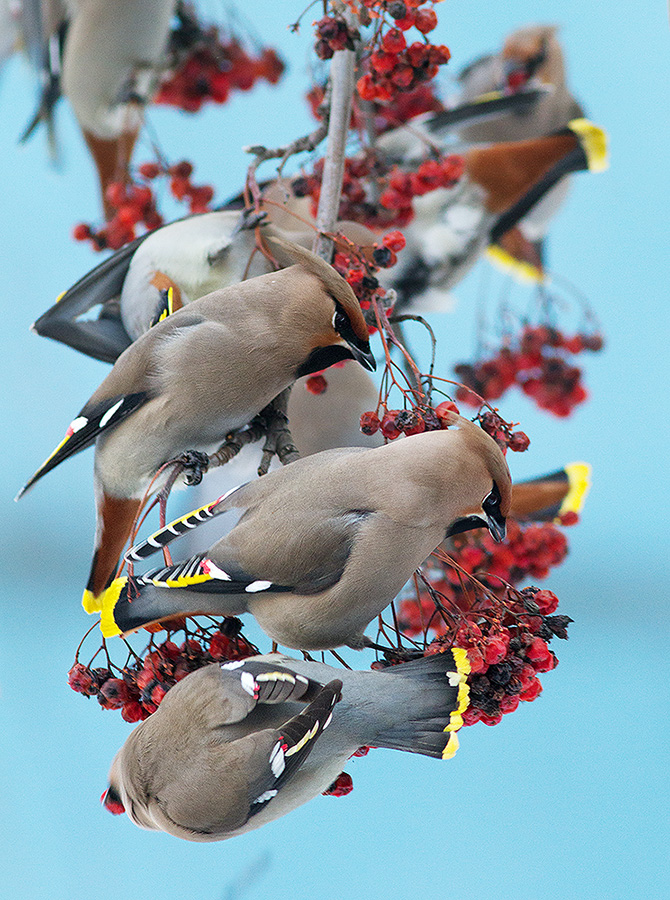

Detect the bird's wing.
[
  {"left": 425, "top": 87, "right": 550, "bottom": 140},
  {"left": 16, "top": 390, "right": 148, "bottom": 498},
  {"left": 31, "top": 236, "right": 145, "bottom": 362},
  {"left": 245, "top": 678, "right": 342, "bottom": 818},
  {"left": 161, "top": 679, "right": 341, "bottom": 835}
]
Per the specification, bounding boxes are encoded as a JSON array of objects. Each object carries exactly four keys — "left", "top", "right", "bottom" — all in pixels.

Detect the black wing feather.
[
  {"left": 17, "top": 391, "right": 148, "bottom": 498},
  {"left": 32, "top": 237, "right": 145, "bottom": 362}
]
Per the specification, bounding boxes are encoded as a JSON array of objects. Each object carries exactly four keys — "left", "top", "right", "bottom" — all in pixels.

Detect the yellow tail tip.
[
  {"left": 568, "top": 119, "right": 609, "bottom": 173},
  {"left": 560, "top": 462, "right": 592, "bottom": 516},
  {"left": 82, "top": 589, "right": 101, "bottom": 614},
  {"left": 97, "top": 578, "right": 127, "bottom": 638},
  {"left": 486, "top": 245, "right": 545, "bottom": 284}
]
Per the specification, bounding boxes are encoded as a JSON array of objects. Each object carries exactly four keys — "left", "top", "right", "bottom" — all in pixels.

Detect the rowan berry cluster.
[
  {"left": 314, "top": 15, "right": 359, "bottom": 60},
  {"left": 306, "top": 81, "right": 443, "bottom": 134},
  {"left": 455, "top": 325, "right": 604, "bottom": 418},
  {"left": 354, "top": 2, "right": 451, "bottom": 104},
  {"left": 72, "top": 159, "right": 215, "bottom": 251},
  {"left": 424, "top": 583, "right": 570, "bottom": 725},
  {"left": 293, "top": 150, "right": 464, "bottom": 230},
  {"left": 304, "top": 231, "right": 404, "bottom": 394},
  {"left": 68, "top": 617, "right": 258, "bottom": 721},
  {"left": 156, "top": 5, "right": 283, "bottom": 111},
  {"left": 398, "top": 519, "right": 570, "bottom": 640}
]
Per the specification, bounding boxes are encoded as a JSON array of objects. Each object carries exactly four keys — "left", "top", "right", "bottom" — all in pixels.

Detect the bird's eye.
[
  {"left": 333, "top": 306, "right": 348, "bottom": 334},
  {"left": 483, "top": 482, "right": 501, "bottom": 510}
]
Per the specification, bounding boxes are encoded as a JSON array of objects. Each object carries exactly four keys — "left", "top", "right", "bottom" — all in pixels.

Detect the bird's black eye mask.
[
  {"left": 483, "top": 481, "right": 502, "bottom": 515},
  {"left": 332, "top": 299, "right": 376, "bottom": 371}
]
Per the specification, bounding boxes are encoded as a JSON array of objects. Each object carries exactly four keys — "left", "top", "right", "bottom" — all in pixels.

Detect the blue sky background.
[{"left": 1, "top": 2, "right": 668, "bottom": 898}]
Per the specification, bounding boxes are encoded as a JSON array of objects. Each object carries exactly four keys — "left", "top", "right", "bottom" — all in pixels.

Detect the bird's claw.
[{"left": 176, "top": 450, "right": 210, "bottom": 486}]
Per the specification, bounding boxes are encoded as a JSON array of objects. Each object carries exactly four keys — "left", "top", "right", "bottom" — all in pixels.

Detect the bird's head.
[
  {"left": 501, "top": 25, "right": 559, "bottom": 91},
  {"left": 442, "top": 413, "right": 512, "bottom": 543},
  {"left": 264, "top": 234, "right": 376, "bottom": 375}
]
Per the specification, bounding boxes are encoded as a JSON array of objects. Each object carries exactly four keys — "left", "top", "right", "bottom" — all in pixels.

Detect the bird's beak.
[
  {"left": 485, "top": 509, "right": 507, "bottom": 543},
  {"left": 347, "top": 340, "right": 377, "bottom": 371},
  {"left": 445, "top": 515, "right": 488, "bottom": 539}
]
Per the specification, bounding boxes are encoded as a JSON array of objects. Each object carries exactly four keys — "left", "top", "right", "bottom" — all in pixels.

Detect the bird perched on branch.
[
  {"left": 97, "top": 414, "right": 510, "bottom": 650},
  {"left": 62, "top": 0, "right": 176, "bottom": 218},
  {"left": 17, "top": 236, "right": 374, "bottom": 614},
  {"left": 379, "top": 118, "right": 607, "bottom": 312},
  {"left": 103, "top": 650, "right": 471, "bottom": 841}
]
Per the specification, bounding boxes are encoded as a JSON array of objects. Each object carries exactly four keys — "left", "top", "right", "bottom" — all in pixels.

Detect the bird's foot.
[
  {"left": 257, "top": 389, "right": 300, "bottom": 476},
  {"left": 174, "top": 450, "right": 210, "bottom": 486},
  {"left": 238, "top": 207, "right": 268, "bottom": 231}
]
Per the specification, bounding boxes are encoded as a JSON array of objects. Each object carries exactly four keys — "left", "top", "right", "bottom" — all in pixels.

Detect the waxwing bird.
[
  {"left": 457, "top": 25, "right": 583, "bottom": 145},
  {"left": 456, "top": 25, "right": 586, "bottom": 276},
  {"left": 104, "top": 650, "right": 471, "bottom": 841},
  {"left": 32, "top": 187, "right": 378, "bottom": 363},
  {"left": 62, "top": 0, "right": 176, "bottom": 218},
  {"left": 98, "top": 415, "right": 511, "bottom": 650},
  {"left": 378, "top": 119, "right": 608, "bottom": 312},
  {"left": 17, "top": 236, "right": 374, "bottom": 613},
  {"left": 510, "top": 462, "right": 591, "bottom": 523}
]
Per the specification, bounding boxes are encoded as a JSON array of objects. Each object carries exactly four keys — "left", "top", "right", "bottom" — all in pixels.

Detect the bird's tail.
[{"left": 371, "top": 649, "right": 471, "bottom": 760}]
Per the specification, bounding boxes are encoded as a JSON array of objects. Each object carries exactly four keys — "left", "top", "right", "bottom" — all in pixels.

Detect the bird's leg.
[{"left": 257, "top": 388, "right": 300, "bottom": 476}]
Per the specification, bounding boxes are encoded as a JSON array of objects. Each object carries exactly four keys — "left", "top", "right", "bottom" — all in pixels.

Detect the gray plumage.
[
  {"left": 105, "top": 650, "right": 471, "bottom": 841},
  {"left": 102, "top": 416, "right": 511, "bottom": 649},
  {"left": 18, "top": 237, "right": 373, "bottom": 608}
]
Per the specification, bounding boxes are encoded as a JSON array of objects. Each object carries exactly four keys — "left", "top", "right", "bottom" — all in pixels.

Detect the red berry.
[
  {"left": 381, "top": 411, "right": 403, "bottom": 440},
  {"left": 303, "top": 373, "right": 327, "bottom": 395},
  {"left": 519, "top": 677, "right": 543, "bottom": 701},
  {"left": 414, "top": 8, "right": 438, "bottom": 33},
  {"left": 72, "top": 223, "right": 91, "bottom": 241},
  {"left": 138, "top": 162, "right": 160, "bottom": 179},
  {"left": 382, "top": 230, "right": 406, "bottom": 252},
  {"left": 360, "top": 411, "right": 381, "bottom": 435},
  {"left": 382, "top": 28, "right": 407, "bottom": 53},
  {"left": 508, "top": 431, "right": 530, "bottom": 452},
  {"left": 533, "top": 590, "right": 559, "bottom": 614},
  {"left": 434, "top": 400, "right": 459, "bottom": 426}
]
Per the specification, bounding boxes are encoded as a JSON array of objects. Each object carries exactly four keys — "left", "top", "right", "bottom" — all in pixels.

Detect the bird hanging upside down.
[{"left": 103, "top": 650, "right": 471, "bottom": 841}]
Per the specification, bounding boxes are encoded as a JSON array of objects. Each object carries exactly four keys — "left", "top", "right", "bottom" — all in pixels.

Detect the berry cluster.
[
  {"left": 476, "top": 409, "right": 530, "bottom": 454},
  {"left": 455, "top": 325, "right": 604, "bottom": 418},
  {"left": 314, "top": 15, "right": 359, "bottom": 60},
  {"left": 302, "top": 232, "right": 404, "bottom": 394},
  {"left": 422, "top": 584, "right": 570, "bottom": 726},
  {"left": 360, "top": 398, "right": 456, "bottom": 439},
  {"left": 355, "top": 3, "right": 451, "bottom": 104},
  {"left": 307, "top": 81, "right": 443, "bottom": 136},
  {"left": 72, "top": 159, "right": 215, "bottom": 251},
  {"left": 156, "top": 6, "right": 284, "bottom": 112},
  {"left": 378, "top": 155, "right": 465, "bottom": 224},
  {"left": 293, "top": 151, "right": 464, "bottom": 231},
  {"left": 68, "top": 617, "right": 258, "bottom": 721},
  {"left": 398, "top": 518, "right": 569, "bottom": 641}
]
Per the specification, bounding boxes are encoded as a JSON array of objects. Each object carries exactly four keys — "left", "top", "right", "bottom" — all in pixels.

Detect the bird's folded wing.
[
  {"left": 246, "top": 679, "right": 342, "bottom": 817},
  {"left": 31, "top": 236, "right": 143, "bottom": 362},
  {"left": 17, "top": 391, "right": 148, "bottom": 498},
  {"left": 425, "top": 87, "right": 551, "bottom": 139}
]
